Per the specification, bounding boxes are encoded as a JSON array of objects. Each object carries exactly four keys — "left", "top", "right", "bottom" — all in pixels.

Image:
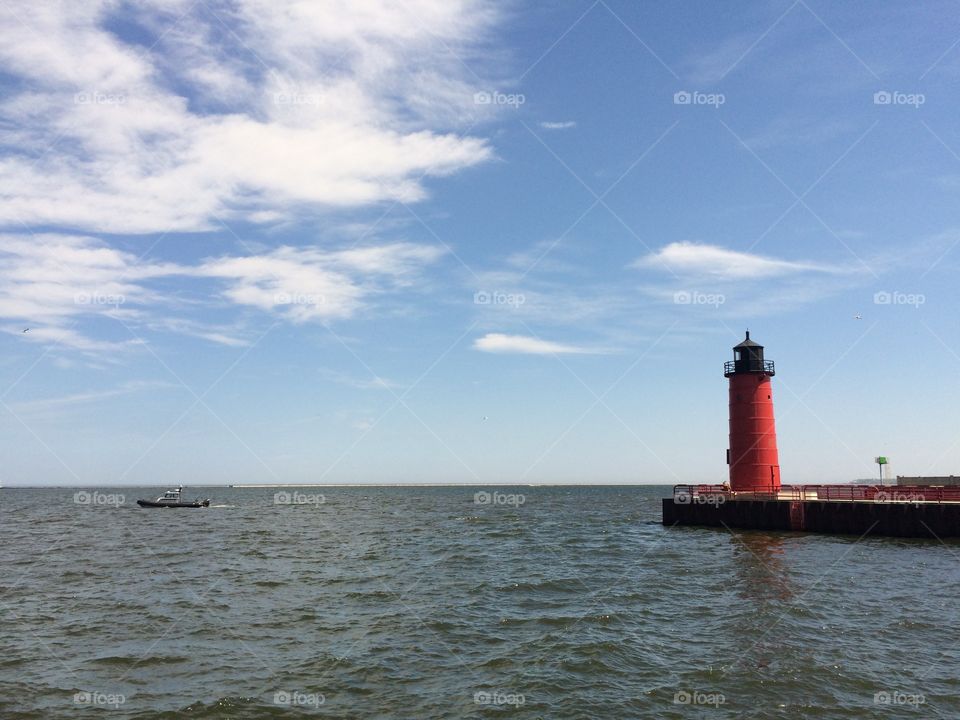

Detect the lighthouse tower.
[{"left": 724, "top": 331, "right": 781, "bottom": 493}]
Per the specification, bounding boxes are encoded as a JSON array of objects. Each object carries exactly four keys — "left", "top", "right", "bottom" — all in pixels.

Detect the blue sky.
[{"left": 1, "top": 0, "right": 959, "bottom": 486}]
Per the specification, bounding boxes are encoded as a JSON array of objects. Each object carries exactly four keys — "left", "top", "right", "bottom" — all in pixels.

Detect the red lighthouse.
[{"left": 724, "top": 332, "right": 781, "bottom": 493}]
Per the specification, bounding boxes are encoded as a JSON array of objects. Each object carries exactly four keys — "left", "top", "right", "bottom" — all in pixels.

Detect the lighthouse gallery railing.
[{"left": 723, "top": 359, "right": 776, "bottom": 376}]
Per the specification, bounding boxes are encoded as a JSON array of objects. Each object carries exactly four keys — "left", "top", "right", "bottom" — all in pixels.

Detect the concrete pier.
[{"left": 663, "top": 496, "right": 960, "bottom": 538}]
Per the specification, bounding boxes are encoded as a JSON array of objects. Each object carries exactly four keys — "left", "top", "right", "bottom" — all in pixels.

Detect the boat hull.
[{"left": 136, "top": 499, "right": 210, "bottom": 508}]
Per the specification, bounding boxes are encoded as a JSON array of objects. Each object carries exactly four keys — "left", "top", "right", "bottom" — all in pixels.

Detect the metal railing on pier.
[{"left": 672, "top": 484, "right": 960, "bottom": 504}]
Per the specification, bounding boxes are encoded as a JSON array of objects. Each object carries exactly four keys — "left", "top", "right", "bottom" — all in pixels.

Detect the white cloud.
[
  {"left": 0, "top": 1, "right": 500, "bottom": 234},
  {"left": 635, "top": 242, "right": 837, "bottom": 279},
  {"left": 473, "top": 333, "right": 597, "bottom": 355},
  {"left": 0, "top": 234, "right": 446, "bottom": 348},
  {"left": 330, "top": 243, "right": 447, "bottom": 276},
  {"left": 197, "top": 251, "right": 364, "bottom": 322},
  {"left": 197, "top": 243, "right": 445, "bottom": 322},
  {"left": 0, "top": 234, "right": 160, "bottom": 329},
  {"left": 539, "top": 120, "right": 576, "bottom": 130}
]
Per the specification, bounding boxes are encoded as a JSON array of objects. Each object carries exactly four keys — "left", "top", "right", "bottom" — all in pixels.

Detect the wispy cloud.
[
  {"left": 539, "top": 120, "right": 576, "bottom": 130},
  {"left": 634, "top": 242, "right": 840, "bottom": 279},
  {"left": 473, "top": 332, "right": 598, "bottom": 355},
  {"left": 0, "top": 1, "right": 501, "bottom": 234},
  {"left": 0, "top": 234, "right": 446, "bottom": 349},
  {"left": 0, "top": 233, "right": 173, "bottom": 350},
  {"left": 318, "top": 368, "right": 399, "bottom": 391},
  {"left": 9, "top": 380, "right": 175, "bottom": 417},
  {"left": 146, "top": 317, "right": 249, "bottom": 347},
  {"left": 197, "top": 243, "right": 446, "bottom": 322},
  {"left": 743, "top": 116, "right": 860, "bottom": 151}
]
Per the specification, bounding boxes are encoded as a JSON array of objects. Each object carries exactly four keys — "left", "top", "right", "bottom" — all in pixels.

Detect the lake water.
[{"left": 1, "top": 485, "right": 958, "bottom": 718}]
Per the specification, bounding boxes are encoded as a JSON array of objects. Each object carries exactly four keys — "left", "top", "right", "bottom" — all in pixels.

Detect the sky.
[{"left": 1, "top": 0, "right": 959, "bottom": 486}]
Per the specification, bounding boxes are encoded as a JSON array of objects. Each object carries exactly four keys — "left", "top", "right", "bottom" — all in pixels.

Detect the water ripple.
[{"left": 2, "top": 486, "right": 959, "bottom": 719}]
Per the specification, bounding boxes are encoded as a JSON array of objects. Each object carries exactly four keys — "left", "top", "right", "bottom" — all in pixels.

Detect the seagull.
[
  {"left": 853, "top": 313, "right": 862, "bottom": 320},
  {"left": 481, "top": 416, "right": 489, "bottom": 422},
  {"left": 22, "top": 328, "right": 29, "bottom": 333}
]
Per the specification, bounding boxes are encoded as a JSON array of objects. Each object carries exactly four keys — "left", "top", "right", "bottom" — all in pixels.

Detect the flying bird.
[
  {"left": 22, "top": 328, "right": 29, "bottom": 333},
  {"left": 853, "top": 313, "right": 862, "bottom": 320}
]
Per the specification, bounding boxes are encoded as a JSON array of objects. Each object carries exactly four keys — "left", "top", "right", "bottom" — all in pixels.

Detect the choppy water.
[{"left": 1, "top": 485, "right": 959, "bottom": 719}]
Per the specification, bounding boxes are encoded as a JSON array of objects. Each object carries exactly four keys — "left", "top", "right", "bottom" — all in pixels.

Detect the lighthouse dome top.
[{"left": 733, "top": 330, "right": 762, "bottom": 349}]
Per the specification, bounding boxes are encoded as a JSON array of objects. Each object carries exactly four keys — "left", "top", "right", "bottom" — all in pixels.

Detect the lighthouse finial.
[{"left": 745, "top": 329, "right": 750, "bottom": 340}]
